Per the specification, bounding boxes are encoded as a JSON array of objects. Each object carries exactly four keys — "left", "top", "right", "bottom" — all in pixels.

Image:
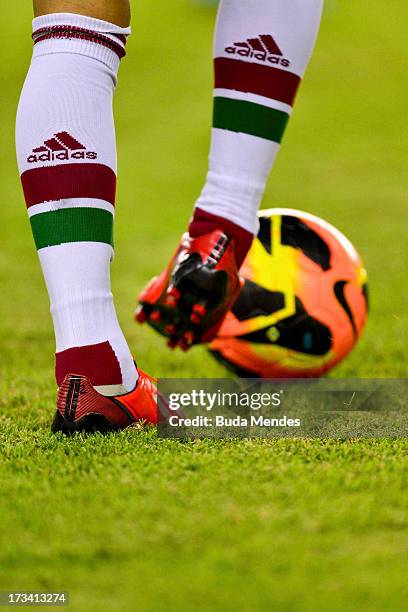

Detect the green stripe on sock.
[
  {"left": 213, "top": 97, "right": 289, "bottom": 143},
  {"left": 30, "top": 207, "right": 114, "bottom": 249}
]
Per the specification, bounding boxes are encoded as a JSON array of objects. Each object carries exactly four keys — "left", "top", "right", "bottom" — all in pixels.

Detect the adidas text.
[
  {"left": 225, "top": 46, "right": 290, "bottom": 68},
  {"left": 28, "top": 150, "right": 98, "bottom": 164}
]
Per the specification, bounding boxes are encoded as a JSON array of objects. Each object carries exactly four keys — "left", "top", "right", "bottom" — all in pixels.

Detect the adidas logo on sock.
[
  {"left": 27, "top": 132, "right": 98, "bottom": 164},
  {"left": 225, "top": 34, "right": 291, "bottom": 68}
]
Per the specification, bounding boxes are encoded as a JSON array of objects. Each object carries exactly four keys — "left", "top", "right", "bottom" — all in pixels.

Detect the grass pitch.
[{"left": 1, "top": 1, "right": 408, "bottom": 610}]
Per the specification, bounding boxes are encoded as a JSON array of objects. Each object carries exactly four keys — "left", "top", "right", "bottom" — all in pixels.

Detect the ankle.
[
  {"left": 189, "top": 208, "right": 253, "bottom": 268},
  {"left": 55, "top": 340, "right": 137, "bottom": 395}
]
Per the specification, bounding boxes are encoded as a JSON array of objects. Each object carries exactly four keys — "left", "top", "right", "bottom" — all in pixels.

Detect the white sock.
[
  {"left": 195, "top": 0, "right": 323, "bottom": 235},
  {"left": 16, "top": 13, "right": 137, "bottom": 395}
]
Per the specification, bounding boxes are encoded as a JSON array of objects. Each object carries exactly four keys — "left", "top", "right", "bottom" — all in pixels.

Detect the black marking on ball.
[
  {"left": 280, "top": 215, "right": 331, "bottom": 271},
  {"left": 333, "top": 280, "right": 358, "bottom": 339},
  {"left": 257, "top": 216, "right": 272, "bottom": 254}
]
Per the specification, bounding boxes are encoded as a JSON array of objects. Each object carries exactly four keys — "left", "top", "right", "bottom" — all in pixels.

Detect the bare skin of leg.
[{"left": 33, "top": 0, "right": 131, "bottom": 27}]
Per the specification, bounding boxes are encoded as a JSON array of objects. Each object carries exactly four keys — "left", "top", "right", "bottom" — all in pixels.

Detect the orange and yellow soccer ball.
[{"left": 209, "top": 209, "right": 368, "bottom": 378}]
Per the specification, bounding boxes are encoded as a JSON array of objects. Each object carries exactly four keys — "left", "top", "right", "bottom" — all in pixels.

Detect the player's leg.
[
  {"left": 192, "top": 0, "right": 323, "bottom": 254},
  {"left": 16, "top": 0, "right": 158, "bottom": 432},
  {"left": 137, "top": 0, "right": 323, "bottom": 349},
  {"left": 34, "top": 0, "right": 131, "bottom": 27}
]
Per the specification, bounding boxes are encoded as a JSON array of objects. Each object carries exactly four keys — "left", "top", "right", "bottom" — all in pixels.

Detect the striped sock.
[
  {"left": 16, "top": 13, "right": 137, "bottom": 395},
  {"left": 193, "top": 0, "right": 323, "bottom": 254}
]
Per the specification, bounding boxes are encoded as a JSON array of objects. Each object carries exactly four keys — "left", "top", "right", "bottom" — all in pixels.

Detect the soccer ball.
[{"left": 209, "top": 209, "right": 368, "bottom": 378}]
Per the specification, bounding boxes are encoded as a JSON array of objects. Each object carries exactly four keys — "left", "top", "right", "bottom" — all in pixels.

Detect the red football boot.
[
  {"left": 51, "top": 369, "right": 171, "bottom": 434},
  {"left": 135, "top": 230, "right": 243, "bottom": 350}
]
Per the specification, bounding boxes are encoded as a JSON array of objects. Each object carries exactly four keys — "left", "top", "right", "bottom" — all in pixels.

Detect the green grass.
[{"left": 1, "top": 1, "right": 408, "bottom": 610}]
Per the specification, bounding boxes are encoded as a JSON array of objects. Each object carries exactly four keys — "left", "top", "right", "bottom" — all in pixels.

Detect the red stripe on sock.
[
  {"left": 33, "top": 26, "right": 126, "bottom": 59},
  {"left": 56, "top": 341, "right": 123, "bottom": 387},
  {"left": 189, "top": 208, "right": 254, "bottom": 268},
  {"left": 214, "top": 57, "right": 301, "bottom": 106},
  {"left": 21, "top": 163, "right": 116, "bottom": 207},
  {"left": 111, "top": 33, "right": 127, "bottom": 45}
]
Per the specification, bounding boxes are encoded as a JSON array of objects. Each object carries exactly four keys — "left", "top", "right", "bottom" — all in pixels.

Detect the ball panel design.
[{"left": 209, "top": 208, "right": 368, "bottom": 378}]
